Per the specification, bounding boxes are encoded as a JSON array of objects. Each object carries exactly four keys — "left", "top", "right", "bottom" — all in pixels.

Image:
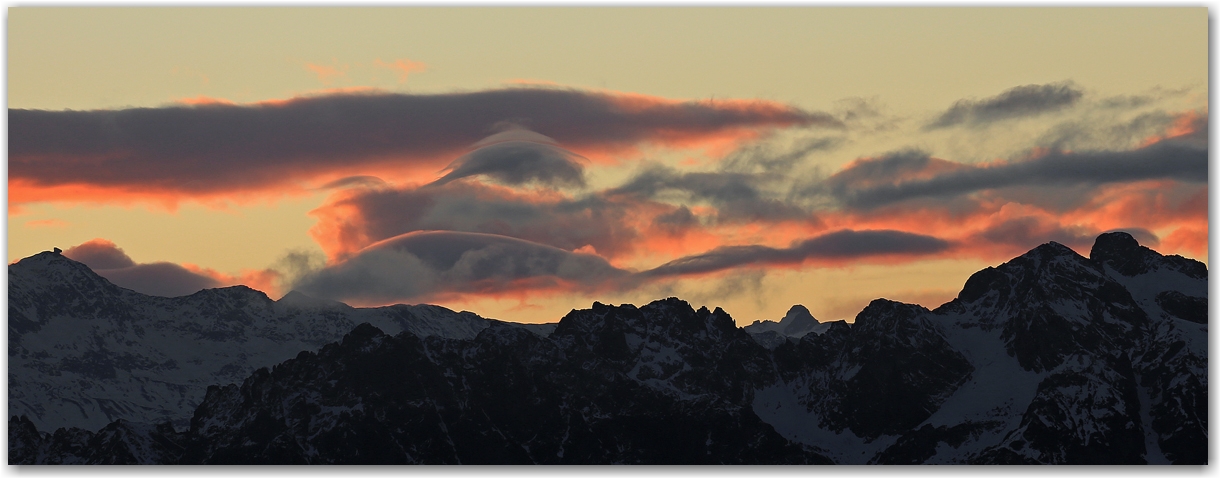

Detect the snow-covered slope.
[
  {"left": 8, "top": 251, "right": 532, "bottom": 432},
  {"left": 870, "top": 232, "right": 1205, "bottom": 464}
]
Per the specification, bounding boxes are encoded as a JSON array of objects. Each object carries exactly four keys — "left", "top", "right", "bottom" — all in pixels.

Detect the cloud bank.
[
  {"left": 291, "top": 231, "right": 631, "bottom": 304},
  {"left": 288, "top": 228, "right": 957, "bottom": 305},
  {"left": 825, "top": 141, "right": 1206, "bottom": 211},
  {"left": 64, "top": 239, "right": 222, "bottom": 297},
  {"left": 641, "top": 229, "right": 952, "bottom": 278},
  {"left": 28, "top": 81, "right": 1207, "bottom": 310},
  {"left": 10, "top": 87, "right": 836, "bottom": 205}
]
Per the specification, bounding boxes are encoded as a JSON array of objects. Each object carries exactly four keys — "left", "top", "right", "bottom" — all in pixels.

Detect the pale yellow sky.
[
  {"left": 9, "top": 8, "right": 1205, "bottom": 112},
  {"left": 7, "top": 7, "right": 1209, "bottom": 324}
]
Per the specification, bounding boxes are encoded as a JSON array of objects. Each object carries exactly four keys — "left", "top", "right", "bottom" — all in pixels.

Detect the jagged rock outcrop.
[{"left": 173, "top": 301, "right": 829, "bottom": 464}]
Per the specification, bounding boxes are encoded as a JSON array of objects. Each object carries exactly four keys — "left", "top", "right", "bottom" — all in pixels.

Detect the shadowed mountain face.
[
  {"left": 9, "top": 232, "right": 1207, "bottom": 464},
  {"left": 8, "top": 252, "right": 547, "bottom": 432}
]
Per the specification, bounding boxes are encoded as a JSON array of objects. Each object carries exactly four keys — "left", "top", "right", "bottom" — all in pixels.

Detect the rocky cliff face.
[{"left": 9, "top": 232, "right": 1207, "bottom": 464}]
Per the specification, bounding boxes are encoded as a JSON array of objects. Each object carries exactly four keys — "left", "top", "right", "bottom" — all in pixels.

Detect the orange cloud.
[
  {"left": 1160, "top": 226, "right": 1208, "bottom": 258},
  {"left": 1059, "top": 181, "right": 1206, "bottom": 232},
  {"left": 308, "top": 180, "right": 643, "bottom": 263},
  {"left": 182, "top": 264, "right": 282, "bottom": 297},
  {"left": 175, "top": 96, "right": 236, "bottom": 106},
  {"left": 571, "top": 92, "right": 839, "bottom": 163},
  {"left": 25, "top": 219, "right": 69, "bottom": 228},
  {"left": 505, "top": 78, "right": 563, "bottom": 87},
  {"left": 1139, "top": 109, "right": 1208, "bottom": 147},
  {"left": 61, "top": 238, "right": 283, "bottom": 297},
  {"left": 7, "top": 177, "right": 330, "bottom": 214},
  {"left": 305, "top": 61, "right": 349, "bottom": 85},
  {"left": 373, "top": 58, "right": 427, "bottom": 83}
]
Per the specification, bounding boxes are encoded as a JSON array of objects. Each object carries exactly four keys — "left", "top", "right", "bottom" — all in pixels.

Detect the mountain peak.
[
  {"left": 1025, "top": 241, "right": 1081, "bottom": 261},
  {"left": 779, "top": 304, "right": 818, "bottom": 335},
  {"left": 1087, "top": 230, "right": 1205, "bottom": 278},
  {"left": 11, "top": 249, "right": 115, "bottom": 288},
  {"left": 18, "top": 248, "right": 80, "bottom": 266},
  {"left": 1090, "top": 231, "right": 1141, "bottom": 261},
  {"left": 783, "top": 304, "right": 812, "bottom": 321}
]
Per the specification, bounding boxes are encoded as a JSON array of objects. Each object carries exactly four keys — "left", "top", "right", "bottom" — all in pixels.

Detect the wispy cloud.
[
  {"left": 373, "top": 58, "right": 427, "bottom": 83},
  {"left": 25, "top": 219, "right": 69, "bottom": 228},
  {"left": 304, "top": 61, "right": 349, "bottom": 85},
  {"left": 926, "top": 81, "right": 1084, "bottom": 129}
]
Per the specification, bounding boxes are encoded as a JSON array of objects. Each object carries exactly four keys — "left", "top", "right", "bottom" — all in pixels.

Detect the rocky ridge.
[{"left": 9, "top": 232, "right": 1207, "bottom": 464}]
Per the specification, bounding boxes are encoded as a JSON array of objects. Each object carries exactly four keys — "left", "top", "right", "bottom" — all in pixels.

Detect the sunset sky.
[{"left": 7, "top": 7, "right": 1208, "bottom": 325}]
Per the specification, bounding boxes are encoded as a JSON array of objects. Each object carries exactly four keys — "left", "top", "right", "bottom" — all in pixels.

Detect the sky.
[{"left": 7, "top": 7, "right": 1209, "bottom": 326}]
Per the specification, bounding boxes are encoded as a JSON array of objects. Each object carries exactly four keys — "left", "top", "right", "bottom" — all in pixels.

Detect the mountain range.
[{"left": 8, "top": 232, "right": 1207, "bottom": 464}]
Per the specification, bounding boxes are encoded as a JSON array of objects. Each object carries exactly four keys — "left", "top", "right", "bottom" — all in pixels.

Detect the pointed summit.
[{"left": 779, "top": 304, "right": 819, "bottom": 335}]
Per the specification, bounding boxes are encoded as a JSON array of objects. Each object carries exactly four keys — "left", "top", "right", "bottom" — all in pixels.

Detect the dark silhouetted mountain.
[{"left": 9, "top": 232, "right": 1207, "bottom": 464}]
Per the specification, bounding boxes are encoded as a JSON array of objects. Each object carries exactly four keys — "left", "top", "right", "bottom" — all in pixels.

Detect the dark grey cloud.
[
  {"left": 927, "top": 81, "right": 1084, "bottom": 129},
  {"left": 95, "top": 264, "right": 223, "bottom": 298},
  {"left": 433, "top": 128, "right": 588, "bottom": 188},
  {"left": 607, "top": 164, "right": 813, "bottom": 223},
  {"left": 318, "top": 175, "right": 388, "bottom": 190},
  {"left": 828, "top": 141, "right": 1207, "bottom": 210},
  {"left": 317, "top": 131, "right": 849, "bottom": 262},
  {"left": 818, "top": 149, "right": 940, "bottom": 194},
  {"left": 11, "top": 87, "right": 836, "bottom": 196},
  {"left": 63, "top": 239, "right": 222, "bottom": 297},
  {"left": 971, "top": 216, "right": 1097, "bottom": 252},
  {"left": 291, "top": 231, "right": 630, "bottom": 304},
  {"left": 63, "top": 239, "right": 137, "bottom": 270},
  {"left": 966, "top": 218, "right": 1163, "bottom": 256},
  {"left": 641, "top": 229, "right": 952, "bottom": 278},
  {"left": 317, "top": 181, "right": 639, "bottom": 259},
  {"left": 653, "top": 205, "right": 700, "bottom": 234}
]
